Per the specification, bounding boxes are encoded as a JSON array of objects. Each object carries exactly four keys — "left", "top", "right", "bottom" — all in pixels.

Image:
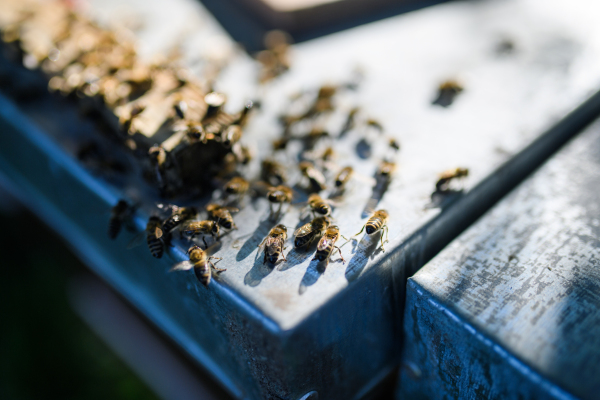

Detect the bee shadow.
[
  {"left": 235, "top": 218, "right": 276, "bottom": 262},
  {"left": 278, "top": 244, "right": 315, "bottom": 272},
  {"left": 361, "top": 177, "right": 390, "bottom": 218},
  {"left": 299, "top": 261, "right": 325, "bottom": 295},
  {"left": 244, "top": 257, "right": 277, "bottom": 287},
  {"left": 425, "top": 189, "right": 464, "bottom": 210},
  {"left": 345, "top": 234, "right": 380, "bottom": 282}
]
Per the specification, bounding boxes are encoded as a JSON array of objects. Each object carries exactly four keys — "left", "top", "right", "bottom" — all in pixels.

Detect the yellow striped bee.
[
  {"left": 307, "top": 193, "right": 332, "bottom": 217},
  {"left": 224, "top": 177, "right": 249, "bottom": 201},
  {"left": 258, "top": 224, "right": 288, "bottom": 265},
  {"left": 108, "top": 200, "right": 133, "bottom": 239},
  {"left": 181, "top": 220, "right": 220, "bottom": 247},
  {"left": 127, "top": 216, "right": 164, "bottom": 258},
  {"left": 294, "top": 216, "right": 331, "bottom": 248},
  {"left": 171, "top": 245, "right": 224, "bottom": 287},
  {"left": 355, "top": 209, "right": 390, "bottom": 251},
  {"left": 376, "top": 160, "right": 396, "bottom": 180},
  {"left": 145, "top": 216, "right": 165, "bottom": 258},
  {"left": 267, "top": 185, "right": 293, "bottom": 219},
  {"left": 299, "top": 161, "right": 326, "bottom": 192},
  {"left": 261, "top": 159, "right": 287, "bottom": 186},
  {"left": 206, "top": 204, "right": 239, "bottom": 230},
  {"left": 221, "top": 124, "right": 243, "bottom": 148},
  {"left": 436, "top": 167, "right": 469, "bottom": 192},
  {"left": 162, "top": 206, "right": 198, "bottom": 234},
  {"left": 313, "top": 226, "right": 346, "bottom": 264},
  {"left": 335, "top": 166, "right": 354, "bottom": 189}
]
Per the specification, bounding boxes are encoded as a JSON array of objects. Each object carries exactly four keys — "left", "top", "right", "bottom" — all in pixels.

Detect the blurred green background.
[{"left": 0, "top": 204, "right": 159, "bottom": 400}]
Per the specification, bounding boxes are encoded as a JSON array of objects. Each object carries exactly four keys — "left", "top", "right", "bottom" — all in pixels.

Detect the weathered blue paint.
[{"left": 398, "top": 118, "right": 600, "bottom": 400}]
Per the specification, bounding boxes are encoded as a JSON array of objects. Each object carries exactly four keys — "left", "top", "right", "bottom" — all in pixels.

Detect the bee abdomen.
[
  {"left": 365, "top": 222, "right": 380, "bottom": 235},
  {"left": 313, "top": 250, "right": 328, "bottom": 261},
  {"left": 267, "top": 254, "right": 280, "bottom": 264},
  {"left": 196, "top": 264, "right": 211, "bottom": 286},
  {"left": 147, "top": 236, "right": 164, "bottom": 258}
]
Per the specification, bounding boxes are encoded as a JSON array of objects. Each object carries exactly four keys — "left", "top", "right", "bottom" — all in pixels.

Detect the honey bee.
[
  {"left": 171, "top": 245, "right": 224, "bottom": 287},
  {"left": 261, "top": 159, "right": 287, "bottom": 186},
  {"left": 307, "top": 193, "right": 332, "bottom": 217},
  {"left": 108, "top": 200, "right": 133, "bottom": 239},
  {"left": 203, "top": 91, "right": 227, "bottom": 120},
  {"left": 224, "top": 177, "right": 249, "bottom": 200},
  {"left": 377, "top": 160, "right": 396, "bottom": 179},
  {"left": 267, "top": 185, "right": 293, "bottom": 219},
  {"left": 299, "top": 161, "right": 326, "bottom": 192},
  {"left": 148, "top": 145, "right": 167, "bottom": 190},
  {"left": 366, "top": 119, "right": 384, "bottom": 132},
  {"left": 127, "top": 216, "right": 165, "bottom": 258},
  {"left": 221, "top": 124, "right": 242, "bottom": 148},
  {"left": 206, "top": 203, "right": 239, "bottom": 230},
  {"left": 146, "top": 216, "right": 165, "bottom": 258},
  {"left": 162, "top": 206, "right": 198, "bottom": 234},
  {"left": 335, "top": 166, "right": 354, "bottom": 189},
  {"left": 339, "top": 107, "right": 360, "bottom": 137},
  {"left": 294, "top": 216, "right": 331, "bottom": 248},
  {"left": 432, "top": 80, "right": 463, "bottom": 108},
  {"left": 388, "top": 138, "right": 400, "bottom": 151},
  {"left": 301, "top": 128, "right": 328, "bottom": 150},
  {"left": 258, "top": 224, "right": 288, "bottom": 265},
  {"left": 181, "top": 220, "right": 220, "bottom": 247},
  {"left": 436, "top": 168, "right": 469, "bottom": 192},
  {"left": 354, "top": 210, "right": 389, "bottom": 252},
  {"left": 313, "top": 226, "right": 346, "bottom": 264}
]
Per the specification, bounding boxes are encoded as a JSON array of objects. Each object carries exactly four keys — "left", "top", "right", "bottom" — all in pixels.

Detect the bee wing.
[
  {"left": 154, "top": 226, "right": 163, "bottom": 239},
  {"left": 170, "top": 261, "right": 194, "bottom": 272},
  {"left": 317, "top": 236, "right": 334, "bottom": 252},
  {"left": 222, "top": 207, "right": 240, "bottom": 213},
  {"left": 265, "top": 237, "right": 281, "bottom": 255},
  {"left": 126, "top": 232, "right": 146, "bottom": 249},
  {"left": 294, "top": 223, "right": 313, "bottom": 237}
]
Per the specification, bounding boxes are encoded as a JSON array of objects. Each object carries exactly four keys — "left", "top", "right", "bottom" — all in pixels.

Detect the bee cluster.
[
  {"left": 0, "top": 0, "right": 470, "bottom": 287},
  {"left": 0, "top": 0, "right": 255, "bottom": 198}
]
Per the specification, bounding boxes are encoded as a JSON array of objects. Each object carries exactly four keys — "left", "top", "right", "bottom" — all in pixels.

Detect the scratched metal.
[
  {"left": 396, "top": 120, "right": 600, "bottom": 399},
  {"left": 3, "top": 0, "right": 600, "bottom": 398}
]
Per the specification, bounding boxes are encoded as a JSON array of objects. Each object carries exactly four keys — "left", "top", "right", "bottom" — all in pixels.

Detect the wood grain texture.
[{"left": 398, "top": 119, "right": 600, "bottom": 399}]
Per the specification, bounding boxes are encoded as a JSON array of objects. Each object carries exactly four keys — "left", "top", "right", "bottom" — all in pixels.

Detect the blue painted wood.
[{"left": 397, "top": 118, "right": 600, "bottom": 400}]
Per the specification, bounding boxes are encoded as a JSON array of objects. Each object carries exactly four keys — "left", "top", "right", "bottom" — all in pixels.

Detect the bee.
[
  {"left": 108, "top": 200, "right": 133, "bottom": 239},
  {"left": 221, "top": 124, "right": 242, "bottom": 148},
  {"left": 377, "top": 160, "right": 396, "bottom": 179},
  {"left": 203, "top": 92, "right": 227, "bottom": 120},
  {"left": 232, "top": 143, "right": 253, "bottom": 165},
  {"left": 206, "top": 203, "right": 239, "bottom": 230},
  {"left": 148, "top": 145, "right": 167, "bottom": 191},
  {"left": 181, "top": 220, "right": 220, "bottom": 247},
  {"left": 388, "top": 138, "right": 400, "bottom": 151},
  {"left": 146, "top": 216, "right": 165, "bottom": 258},
  {"left": 299, "top": 161, "right": 326, "bottom": 192},
  {"left": 267, "top": 185, "right": 293, "bottom": 219},
  {"left": 366, "top": 119, "right": 384, "bottom": 132},
  {"left": 301, "top": 128, "right": 328, "bottom": 150},
  {"left": 354, "top": 210, "right": 390, "bottom": 252},
  {"left": 339, "top": 107, "right": 360, "bottom": 137},
  {"left": 224, "top": 177, "right": 249, "bottom": 200},
  {"left": 294, "top": 216, "right": 331, "bottom": 248},
  {"left": 258, "top": 224, "right": 288, "bottom": 265},
  {"left": 335, "top": 166, "right": 354, "bottom": 189},
  {"left": 162, "top": 206, "right": 198, "bottom": 234},
  {"left": 436, "top": 168, "right": 469, "bottom": 192},
  {"left": 261, "top": 159, "right": 287, "bottom": 186},
  {"left": 321, "top": 147, "right": 335, "bottom": 162},
  {"left": 307, "top": 193, "right": 332, "bottom": 217},
  {"left": 432, "top": 80, "right": 463, "bottom": 108},
  {"left": 313, "top": 226, "right": 346, "bottom": 264},
  {"left": 171, "top": 245, "right": 224, "bottom": 287}
]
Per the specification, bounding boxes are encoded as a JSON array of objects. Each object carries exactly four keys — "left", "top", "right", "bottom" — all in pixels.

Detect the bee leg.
[
  {"left": 379, "top": 226, "right": 389, "bottom": 252},
  {"left": 209, "top": 259, "right": 226, "bottom": 272},
  {"left": 263, "top": 251, "right": 268, "bottom": 265},
  {"left": 202, "top": 236, "right": 208, "bottom": 248},
  {"left": 353, "top": 225, "right": 366, "bottom": 237},
  {"left": 335, "top": 246, "right": 346, "bottom": 263}
]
